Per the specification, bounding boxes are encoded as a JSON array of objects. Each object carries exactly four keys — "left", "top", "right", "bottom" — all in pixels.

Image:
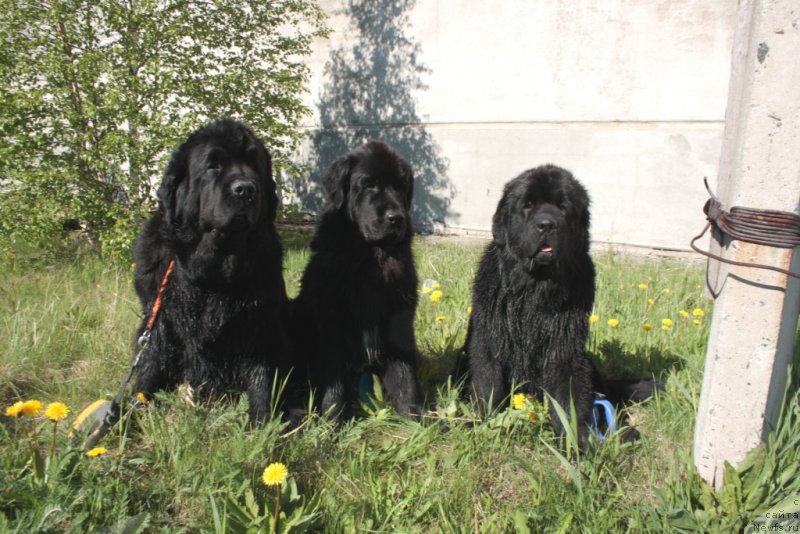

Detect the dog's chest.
[
  {"left": 170, "top": 284, "right": 263, "bottom": 351},
  {"left": 500, "top": 284, "right": 584, "bottom": 364},
  {"left": 354, "top": 281, "right": 390, "bottom": 363},
  {"left": 352, "top": 274, "right": 414, "bottom": 365}
]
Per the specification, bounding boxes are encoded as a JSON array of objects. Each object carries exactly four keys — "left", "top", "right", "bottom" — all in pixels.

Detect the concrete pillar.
[{"left": 693, "top": 0, "right": 800, "bottom": 487}]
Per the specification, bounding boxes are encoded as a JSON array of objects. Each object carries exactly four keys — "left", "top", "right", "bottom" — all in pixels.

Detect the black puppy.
[
  {"left": 464, "top": 164, "right": 597, "bottom": 441},
  {"left": 132, "top": 119, "right": 291, "bottom": 423},
  {"left": 292, "top": 141, "right": 422, "bottom": 421}
]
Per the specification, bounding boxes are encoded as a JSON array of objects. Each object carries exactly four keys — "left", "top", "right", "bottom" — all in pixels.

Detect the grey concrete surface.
[
  {"left": 693, "top": 0, "right": 800, "bottom": 488},
  {"left": 288, "top": 0, "right": 738, "bottom": 253}
]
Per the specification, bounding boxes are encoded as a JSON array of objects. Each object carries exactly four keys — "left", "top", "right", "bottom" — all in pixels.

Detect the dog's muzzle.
[{"left": 230, "top": 179, "right": 257, "bottom": 206}]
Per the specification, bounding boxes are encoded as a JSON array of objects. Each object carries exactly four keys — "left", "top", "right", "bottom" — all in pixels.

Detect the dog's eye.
[
  {"left": 204, "top": 165, "right": 222, "bottom": 179},
  {"left": 521, "top": 201, "right": 534, "bottom": 212}
]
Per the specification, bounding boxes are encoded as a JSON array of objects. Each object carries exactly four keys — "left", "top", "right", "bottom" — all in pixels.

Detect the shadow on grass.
[
  {"left": 591, "top": 338, "right": 686, "bottom": 381},
  {"left": 419, "top": 346, "right": 464, "bottom": 397},
  {"left": 277, "top": 224, "right": 313, "bottom": 253}
]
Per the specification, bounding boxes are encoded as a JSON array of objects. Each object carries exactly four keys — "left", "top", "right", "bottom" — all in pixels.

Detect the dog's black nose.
[
  {"left": 535, "top": 217, "right": 557, "bottom": 233},
  {"left": 231, "top": 180, "right": 256, "bottom": 200},
  {"left": 385, "top": 209, "right": 405, "bottom": 226}
]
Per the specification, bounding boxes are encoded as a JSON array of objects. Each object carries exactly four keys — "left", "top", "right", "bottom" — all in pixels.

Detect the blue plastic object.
[
  {"left": 590, "top": 398, "right": 617, "bottom": 440},
  {"left": 357, "top": 372, "right": 375, "bottom": 407}
]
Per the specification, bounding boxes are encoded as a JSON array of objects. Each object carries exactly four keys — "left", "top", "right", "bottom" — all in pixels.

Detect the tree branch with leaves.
[{"left": 0, "top": 0, "right": 327, "bottom": 260}]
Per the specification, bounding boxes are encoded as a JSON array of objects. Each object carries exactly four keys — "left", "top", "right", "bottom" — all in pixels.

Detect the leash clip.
[{"left": 137, "top": 330, "right": 151, "bottom": 349}]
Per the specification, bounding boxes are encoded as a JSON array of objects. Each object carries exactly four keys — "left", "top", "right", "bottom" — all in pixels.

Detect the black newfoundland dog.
[
  {"left": 291, "top": 141, "right": 422, "bottom": 421},
  {"left": 464, "top": 164, "right": 598, "bottom": 441},
  {"left": 132, "top": 119, "right": 291, "bottom": 423}
]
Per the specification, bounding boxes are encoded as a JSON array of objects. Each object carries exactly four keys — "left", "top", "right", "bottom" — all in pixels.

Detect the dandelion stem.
[
  {"left": 50, "top": 421, "right": 58, "bottom": 460},
  {"left": 272, "top": 485, "right": 281, "bottom": 533}
]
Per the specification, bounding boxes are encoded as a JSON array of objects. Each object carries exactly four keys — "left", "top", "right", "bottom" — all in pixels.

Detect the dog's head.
[
  {"left": 158, "top": 119, "right": 277, "bottom": 239},
  {"left": 322, "top": 141, "right": 413, "bottom": 245},
  {"left": 492, "top": 164, "right": 590, "bottom": 274}
]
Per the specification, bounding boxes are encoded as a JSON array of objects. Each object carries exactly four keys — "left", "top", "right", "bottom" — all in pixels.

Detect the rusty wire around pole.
[{"left": 690, "top": 177, "right": 800, "bottom": 280}]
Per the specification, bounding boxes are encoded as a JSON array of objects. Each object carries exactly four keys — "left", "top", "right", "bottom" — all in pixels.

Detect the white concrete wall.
[{"left": 290, "top": 0, "right": 737, "bottom": 252}]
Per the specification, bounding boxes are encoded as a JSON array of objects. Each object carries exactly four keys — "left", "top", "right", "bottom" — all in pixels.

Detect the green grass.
[{"left": 1, "top": 233, "right": 798, "bottom": 533}]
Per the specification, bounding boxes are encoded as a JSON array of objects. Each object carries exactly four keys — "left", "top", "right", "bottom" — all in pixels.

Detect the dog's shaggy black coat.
[
  {"left": 132, "top": 119, "right": 290, "bottom": 423},
  {"left": 465, "top": 164, "right": 597, "bottom": 440},
  {"left": 291, "top": 141, "right": 422, "bottom": 421}
]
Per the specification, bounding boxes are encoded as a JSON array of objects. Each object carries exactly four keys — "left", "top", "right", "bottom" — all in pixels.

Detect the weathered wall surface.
[{"left": 289, "top": 0, "right": 737, "bottom": 252}]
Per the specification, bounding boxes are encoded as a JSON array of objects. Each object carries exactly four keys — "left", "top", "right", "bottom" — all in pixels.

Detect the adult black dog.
[
  {"left": 292, "top": 141, "right": 422, "bottom": 421},
  {"left": 132, "top": 119, "right": 291, "bottom": 423},
  {"left": 464, "top": 164, "right": 598, "bottom": 442}
]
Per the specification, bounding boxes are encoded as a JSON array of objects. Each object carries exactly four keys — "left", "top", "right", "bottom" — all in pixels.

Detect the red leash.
[
  {"left": 144, "top": 259, "right": 175, "bottom": 332},
  {"left": 129, "top": 258, "right": 175, "bottom": 386},
  {"left": 70, "top": 259, "right": 176, "bottom": 448}
]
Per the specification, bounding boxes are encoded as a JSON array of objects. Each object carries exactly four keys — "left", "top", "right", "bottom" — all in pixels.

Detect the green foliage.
[
  {"left": 652, "top": 351, "right": 800, "bottom": 533},
  {"left": 0, "top": 410, "right": 150, "bottom": 532},
  {"left": 1, "top": 237, "right": 798, "bottom": 531},
  {"left": 210, "top": 476, "right": 322, "bottom": 534},
  {"left": 0, "top": 0, "right": 328, "bottom": 261}
]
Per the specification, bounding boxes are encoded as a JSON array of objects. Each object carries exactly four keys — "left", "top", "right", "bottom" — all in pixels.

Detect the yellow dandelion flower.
[
  {"left": 607, "top": 318, "right": 620, "bottom": 328},
  {"left": 647, "top": 298, "right": 655, "bottom": 305},
  {"left": 643, "top": 323, "right": 653, "bottom": 331},
  {"left": 661, "top": 325, "right": 671, "bottom": 332},
  {"left": 692, "top": 308, "right": 705, "bottom": 317},
  {"left": 661, "top": 318, "right": 673, "bottom": 327},
  {"left": 262, "top": 462, "right": 289, "bottom": 487},
  {"left": 432, "top": 283, "right": 440, "bottom": 290},
  {"left": 136, "top": 392, "right": 149, "bottom": 404},
  {"left": 679, "top": 310, "right": 689, "bottom": 318},
  {"left": 429, "top": 290, "right": 443, "bottom": 303},
  {"left": 662, "top": 288, "right": 670, "bottom": 294},
  {"left": 86, "top": 447, "right": 107, "bottom": 457},
  {"left": 467, "top": 305, "right": 473, "bottom": 314},
  {"left": 5, "top": 401, "right": 24, "bottom": 418},
  {"left": 638, "top": 283, "right": 648, "bottom": 290},
  {"left": 512, "top": 394, "right": 527, "bottom": 410},
  {"left": 44, "top": 402, "right": 70, "bottom": 422},
  {"left": 589, "top": 314, "right": 600, "bottom": 324},
  {"left": 693, "top": 319, "right": 702, "bottom": 326},
  {"left": 435, "top": 315, "right": 446, "bottom": 322},
  {"left": 422, "top": 286, "right": 432, "bottom": 294},
  {"left": 20, "top": 400, "right": 43, "bottom": 417}
]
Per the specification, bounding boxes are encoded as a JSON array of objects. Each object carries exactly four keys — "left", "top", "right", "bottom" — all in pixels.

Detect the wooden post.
[{"left": 693, "top": 0, "right": 800, "bottom": 487}]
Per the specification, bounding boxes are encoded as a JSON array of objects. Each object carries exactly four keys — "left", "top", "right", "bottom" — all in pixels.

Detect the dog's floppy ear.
[
  {"left": 400, "top": 157, "right": 414, "bottom": 210},
  {"left": 322, "top": 153, "right": 354, "bottom": 210},
  {"left": 491, "top": 201, "right": 508, "bottom": 246},
  {"left": 564, "top": 173, "right": 591, "bottom": 242},
  {"left": 574, "top": 182, "right": 592, "bottom": 247},
  {"left": 263, "top": 150, "right": 278, "bottom": 223},
  {"left": 491, "top": 183, "right": 515, "bottom": 246},
  {"left": 250, "top": 140, "right": 278, "bottom": 222},
  {"left": 157, "top": 146, "right": 189, "bottom": 226},
  {"left": 573, "top": 182, "right": 591, "bottom": 233}
]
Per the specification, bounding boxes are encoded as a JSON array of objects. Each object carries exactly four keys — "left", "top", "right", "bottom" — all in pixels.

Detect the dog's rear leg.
[
  {"left": 547, "top": 363, "right": 593, "bottom": 448},
  {"left": 319, "top": 379, "right": 346, "bottom": 421},
  {"left": 246, "top": 364, "right": 272, "bottom": 424},
  {"left": 380, "top": 357, "right": 422, "bottom": 418},
  {"left": 470, "top": 357, "right": 506, "bottom": 416}
]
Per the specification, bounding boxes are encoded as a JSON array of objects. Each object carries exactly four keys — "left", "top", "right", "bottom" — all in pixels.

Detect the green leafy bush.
[{"left": 0, "top": 0, "right": 327, "bottom": 262}]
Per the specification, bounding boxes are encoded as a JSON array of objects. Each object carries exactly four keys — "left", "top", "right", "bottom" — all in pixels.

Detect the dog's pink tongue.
[{"left": 541, "top": 246, "right": 553, "bottom": 253}]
